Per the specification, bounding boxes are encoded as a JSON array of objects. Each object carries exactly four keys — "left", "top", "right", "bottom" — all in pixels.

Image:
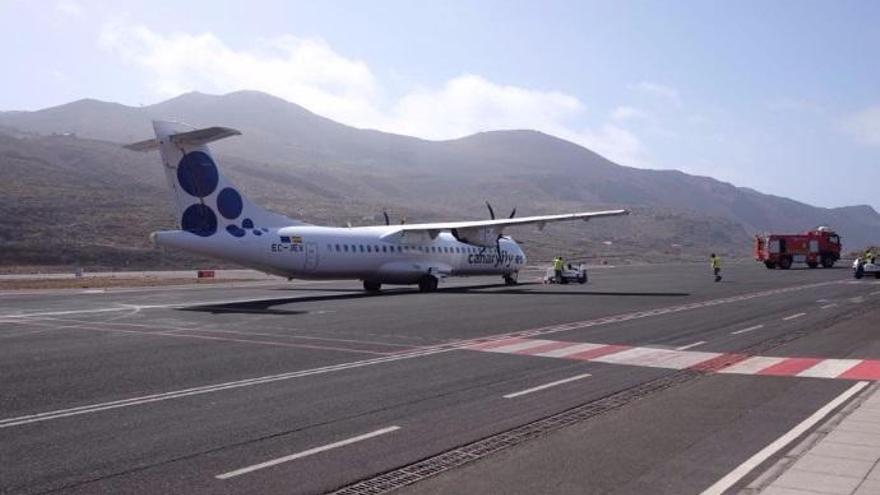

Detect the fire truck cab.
[{"left": 754, "top": 226, "right": 841, "bottom": 270}]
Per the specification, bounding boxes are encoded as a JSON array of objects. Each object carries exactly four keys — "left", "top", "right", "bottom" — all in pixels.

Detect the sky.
[{"left": 2, "top": 0, "right": 878, "bottom": 210}]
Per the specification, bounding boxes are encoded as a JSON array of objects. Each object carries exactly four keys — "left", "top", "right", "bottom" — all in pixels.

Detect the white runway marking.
[
  {"left": 700, "top": 381, "right": 868, "bottom": 495},
  {"left": 216, "top": 426, "right": 401, "bottom": 479},
  {"left": 731, "top": 324, "right": 764, "bottom": 335},
  {"left": 782, "top": 312, "right": 807, "bottom": 321},
  {"left": 676, "top": 341, "right": 707, "bottom": 351},
  {"left": 503, "top": 374, "right": 592, "bottom": 399},
  {"left": 0, "top": 350, "right": 447, "bottom": 429},
  {"left": 820, "top": 303, "right": 838, "bottom": 310}
]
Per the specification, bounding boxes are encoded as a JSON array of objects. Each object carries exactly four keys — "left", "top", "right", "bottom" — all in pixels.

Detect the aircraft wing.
[{"left": 379, "top": 209, "right": 629, "bottom": 246}]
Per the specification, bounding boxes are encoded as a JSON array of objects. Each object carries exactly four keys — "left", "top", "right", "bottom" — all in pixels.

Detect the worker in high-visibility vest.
[
  {"left": 553, "top": 256, "right": 564, "bottom": 283},
  {"left": 866, "top": 250, "right": 876, "bottom": 265},
  {"left": 710, "top": 253, "right": 722, "bottom": 282}
]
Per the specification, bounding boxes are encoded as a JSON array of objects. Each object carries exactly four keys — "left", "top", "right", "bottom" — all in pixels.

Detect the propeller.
[
  {"left": 486, "top": 201, "right": 496, "bottom": 220},
  {"left": 486, "top": 201, "right": 516, "bottom": 220},
  {"left": 484, "top": 201, "right": 516, "bottom": 259}
]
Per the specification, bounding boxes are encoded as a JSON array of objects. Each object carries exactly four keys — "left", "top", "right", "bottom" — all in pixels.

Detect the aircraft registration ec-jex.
[{"left": 125, "top": 121, "right": 629, "bottom": 292}]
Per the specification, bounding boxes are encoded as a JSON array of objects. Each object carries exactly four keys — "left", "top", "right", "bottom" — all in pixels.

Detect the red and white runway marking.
[{"left": 468, "top": 338, "right": 880, "bottom": 381}]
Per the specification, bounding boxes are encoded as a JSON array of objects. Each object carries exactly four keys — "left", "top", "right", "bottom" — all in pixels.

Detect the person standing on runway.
[{"left": 710, "top": 253, "right": 722, "bottom": 282}]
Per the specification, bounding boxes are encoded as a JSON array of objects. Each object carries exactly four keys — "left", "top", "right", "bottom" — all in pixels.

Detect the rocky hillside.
[{"left": 1, "top": 91, "right": 877, "bottom": 271}]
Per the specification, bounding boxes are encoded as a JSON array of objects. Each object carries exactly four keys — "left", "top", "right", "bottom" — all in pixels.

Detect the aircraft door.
[{"left": 304, "top": 242, "right": 319, "bottom": 272}]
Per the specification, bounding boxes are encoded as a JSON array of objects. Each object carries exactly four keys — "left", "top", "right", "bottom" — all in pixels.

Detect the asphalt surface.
[{"left": 1, "top": 262, "right": 879, "bottom": 494}]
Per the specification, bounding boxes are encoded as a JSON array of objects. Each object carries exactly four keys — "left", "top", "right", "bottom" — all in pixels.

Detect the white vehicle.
[
  {"left": 543, "top": 263, "right": 588, "bottom": 284},
  {"left": 853, "top": 258, "right": 880, "bottom": 279},
  {"left": 126, "top": 121, "right": 629, "bottom": 292}
]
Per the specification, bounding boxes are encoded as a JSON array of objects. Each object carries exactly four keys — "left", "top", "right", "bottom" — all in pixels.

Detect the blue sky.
[{"left": 2, "top": 0, "right": 878, "bottom": 210}]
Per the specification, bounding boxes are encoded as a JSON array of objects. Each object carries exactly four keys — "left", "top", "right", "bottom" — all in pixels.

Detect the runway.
[{"left": 2, "top": 263, "right": 879, "bottom": 494}]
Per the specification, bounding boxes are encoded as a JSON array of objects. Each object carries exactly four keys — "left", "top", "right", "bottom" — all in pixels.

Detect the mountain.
[{"left": 1, "top": 90, "right": 878, "bottom": 270}]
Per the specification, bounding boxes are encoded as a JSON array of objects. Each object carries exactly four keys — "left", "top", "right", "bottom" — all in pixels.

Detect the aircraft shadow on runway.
[
  {"left": 178, "top": 283, "right": 689, "bottom": 314},
  {"left": 179, "top": 300, "right": 310, "bottom": 315}
]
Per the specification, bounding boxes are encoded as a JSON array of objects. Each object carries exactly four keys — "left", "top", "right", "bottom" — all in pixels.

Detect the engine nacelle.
[{"left": 451, "top": 227, "right": 501, "bottom": 247}]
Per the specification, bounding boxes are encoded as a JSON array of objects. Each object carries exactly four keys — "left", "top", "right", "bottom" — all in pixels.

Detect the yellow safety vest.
[
  {"left": 711, "top": 257, "right": 721, "bottom": 269},
  {"left": 554, "top": 259, "right": 564, "bottom": 270}
]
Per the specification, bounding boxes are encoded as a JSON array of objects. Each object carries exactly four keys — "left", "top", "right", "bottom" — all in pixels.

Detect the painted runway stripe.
[
  {"left": 820, "top": 303, "right": 838, "bottom": 310},
  {"left": 757, "top": 357, "right": 822, "bottom": 376},
  {"left": 216, "top": 426, "right": 401, "bottom": 479},
  {"left": 797, "top": 359, "right": 863, "bottom": 379},
  {"left": 731, "top": 324, "right": 764, "bottom": 335},
  {"left": 468, "top": 338, "right": 880, "bottom": 381},
  {"left": 503, "top": 373, "right": 592, "bottom": 399},
  {"left": 782, "top": 312, "right": 807, "bottom": 321},
  {"left": 676, "top": 341, "right": 707, "bottom": 351}
]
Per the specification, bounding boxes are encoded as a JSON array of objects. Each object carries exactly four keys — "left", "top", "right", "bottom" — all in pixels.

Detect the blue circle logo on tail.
[
  {"left": 217, "top": 187, "right": 243, "bottom": 219},
  {"left": 177, "top": 151, "right": 219, "bottom": 197},
  {"left": 181, "top": 204, "right": 218, "bottom": 236}
]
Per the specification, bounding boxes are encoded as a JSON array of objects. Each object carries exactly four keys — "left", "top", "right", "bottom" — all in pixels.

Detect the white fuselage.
[{"left": 154, "top": 225, "right": 526, "bottom": 284}]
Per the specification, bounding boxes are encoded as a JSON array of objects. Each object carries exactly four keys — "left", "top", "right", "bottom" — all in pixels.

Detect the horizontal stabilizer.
[{"left": 124, "top": 126, "right": 241, "bottom": 152}]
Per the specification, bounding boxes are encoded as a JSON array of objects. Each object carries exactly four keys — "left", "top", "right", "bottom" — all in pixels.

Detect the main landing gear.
[
  {"left": 363, "top": 280, "right": 381, "bottom": 292},
  {"left": 503, "top": 272, "right": 518, "bottom": 286},
  {"left": 418, "top": 275, "right": 439, "bottom": 293}
]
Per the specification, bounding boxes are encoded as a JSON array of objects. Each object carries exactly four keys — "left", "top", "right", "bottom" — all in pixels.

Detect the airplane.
[{"left": 125, "top": 121, "right": 630, "bottom": 293}]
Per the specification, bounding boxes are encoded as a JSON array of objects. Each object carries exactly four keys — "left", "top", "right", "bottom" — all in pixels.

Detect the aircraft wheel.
[
  {"left": 363, "top": 280, "right": 381, "bottom": 292},
  {"left": 504, "top": 272, "right": 518, "bottom": 286},
  {"left": 418, "top": 275, "right": 438, "bottom": 292}
]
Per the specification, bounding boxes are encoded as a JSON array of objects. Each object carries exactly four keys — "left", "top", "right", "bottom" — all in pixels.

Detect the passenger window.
[
  {"left": 367, "top": 245, "right": 372, "bottom": 253},
  {"left": 335, "top": 244, "right": 340, "bottom": 251},
  {"left": 375, "top": 245, "right": 380, "bottom": 252},
  {"left": 344, "top": 245, "right": 349, "bottom": 252},
  {"left": 359, "top": 245, "right": 365, "bottom": 252},
  {"left": 382, "top": 246, "right": 387, "bottom": 252}
]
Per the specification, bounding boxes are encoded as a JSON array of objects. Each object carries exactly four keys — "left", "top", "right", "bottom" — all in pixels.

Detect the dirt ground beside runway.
[{"left": 0, "top": 277, "right": 256, "bottom": 290}]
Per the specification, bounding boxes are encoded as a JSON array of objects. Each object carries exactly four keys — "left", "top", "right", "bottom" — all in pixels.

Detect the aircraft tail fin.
[{"left": 126, "top": 120, "right": 302, "bottom": 238}]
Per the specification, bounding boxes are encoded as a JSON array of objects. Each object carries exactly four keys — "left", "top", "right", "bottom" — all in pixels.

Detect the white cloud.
[
  {"left": 629, "top": 81, "right": 682, "bottom": 108},
  {"left": 99, "top": 20, "right": 382, "bottom": 125},
  {"left": 841, "top": 106, "right": 880, "bottom": 146},
  {"left": 385, "top": 75, "right": 584, "bottom": 138},
  {"left": 99, "top": 21, "right": 649, "bottom": 166}
]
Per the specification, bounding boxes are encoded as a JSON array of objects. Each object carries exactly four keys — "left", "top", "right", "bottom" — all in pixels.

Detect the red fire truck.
[{"left": 754, "top": 227, "right": 841, "bottom": 269}]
